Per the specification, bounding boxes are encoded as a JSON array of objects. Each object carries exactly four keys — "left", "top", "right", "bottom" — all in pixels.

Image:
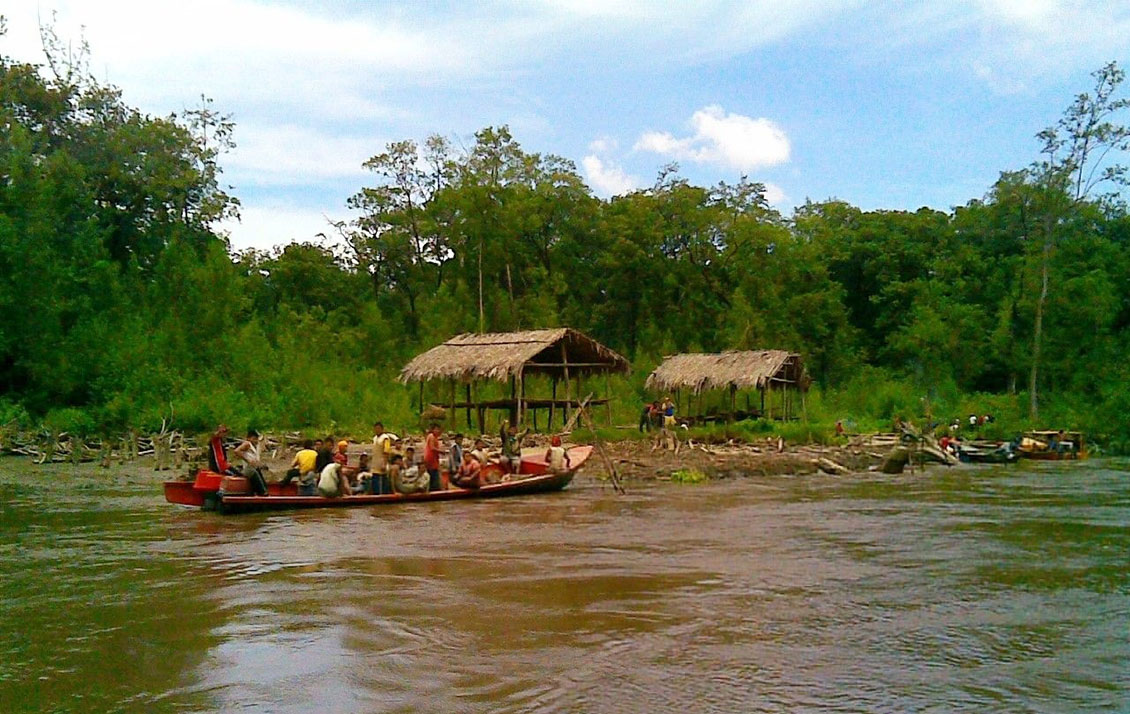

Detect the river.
[{"left": 1, "top": 459, "right": 1127, "bottom": 713}]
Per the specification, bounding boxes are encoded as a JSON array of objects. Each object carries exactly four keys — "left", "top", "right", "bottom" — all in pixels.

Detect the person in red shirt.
[
  {"left": 208, "top": 424, "right": 239, "bottom": 475},
  {"left": 423, "top": 423, "right": 444, "bottom": 491}
]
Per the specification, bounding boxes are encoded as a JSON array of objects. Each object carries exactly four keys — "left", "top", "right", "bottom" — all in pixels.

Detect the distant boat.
[
  {"left": 956, "top": 441, "right": 1018, "bottom": 464},
  {"left": 1016, "top": 431, "right": 1087, "bottom": 461},
  {"left": 164, "top": 446, "right": 592, "bottom": 514}
]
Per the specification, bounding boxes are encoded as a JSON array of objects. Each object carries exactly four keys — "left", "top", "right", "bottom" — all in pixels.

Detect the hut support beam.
[
  {"left": 561, "top": 343, "right": 572, "bottom": 426},
  {"left": 465, "top": 383, "right": 472, "bottom": 428},
  {"left": 449, "top": 381, "right": 456, "bottom": 430},
  {"left": 729, "top": 384, "right": 737, "bottom": 423},
  {"left": 550, "top": 377, "right": 557, "bottom": 427},
  {"left": 605, "top": 373, "right": 612, "bottom": 425}
]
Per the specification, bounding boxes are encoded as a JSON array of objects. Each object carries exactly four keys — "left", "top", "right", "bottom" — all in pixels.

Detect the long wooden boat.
[
  {"left": 164, "top": 445, "right": 592, "bottom": 514},
  {"left": 956, "top": 441, "right": 1018, "bottom": 464},
  {"left": 1016, "top": 430, "right": 1087, "bottom": 461}
]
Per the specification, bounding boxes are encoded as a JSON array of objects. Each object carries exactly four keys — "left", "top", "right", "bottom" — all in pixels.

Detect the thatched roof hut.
[
  {"left": 399, "top": 328, "right": 629, "bottom": 383},
  {"left": 399, "top": 328, "right": 629, "bottom": 431},
  {"left": 646, "top": 350, "right": 807, "bottom": 421},
  {"left": 645, "top": 350, "right": 806, "bottom": 394}
]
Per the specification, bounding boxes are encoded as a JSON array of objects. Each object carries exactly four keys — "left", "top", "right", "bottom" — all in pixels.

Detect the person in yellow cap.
[{"left": 333, "top": 439, "right": 359, "bottom": 492}]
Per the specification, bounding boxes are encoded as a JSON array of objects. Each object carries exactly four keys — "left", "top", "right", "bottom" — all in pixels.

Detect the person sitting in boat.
[
  {"left": 544, "top": 435, "right": 571, "bottom": 475},
  {"left": 208, "top": 424, "right": 241, "bottom": 476},
  {"left": 393, "top": 448, "right": 430, "bottom": 494},
  {"left": 232, "top": 429, "right": 269, "bottom": 496},
  {"left": 450, "top": 450, "right": 482, "bottom": 490},
  {"left": 315, "top": 435, "right": 336, "bottom": 473},
  {"left": 333, "top": 440, "right": 360, "bottom": 492},
  {"left": 280, "top": 439, "right": 320, "bottom": 495},
  {"left": 448, "top": 433, "right": 465, "bottom": 475},
  {"left": 352, "top": 453, "right": 372, "bottom": 494},
  {"left": 500, "top": 420, "right": 529, "bottom": 475},
  {"left": 317, "top": 461, "right": 350, "bottom": 498}
]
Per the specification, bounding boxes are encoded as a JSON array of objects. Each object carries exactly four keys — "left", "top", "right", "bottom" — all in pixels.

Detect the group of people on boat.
[{"left": 208, "top": 419, "right": 572, "bottom": 499}]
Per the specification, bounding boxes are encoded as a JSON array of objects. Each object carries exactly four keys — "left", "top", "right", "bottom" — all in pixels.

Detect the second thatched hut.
[{"left": 645, "top": 350, "right": 808, "bottom": 422}]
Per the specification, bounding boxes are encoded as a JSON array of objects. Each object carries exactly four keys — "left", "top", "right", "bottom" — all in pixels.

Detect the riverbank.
[{"left": 0, "top": 430, "right": 921, "bottom": 489}]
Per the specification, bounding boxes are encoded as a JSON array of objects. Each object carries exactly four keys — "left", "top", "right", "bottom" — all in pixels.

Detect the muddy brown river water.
[{"left": 1, "top": 459, "right": 1128, "bottom": 713}]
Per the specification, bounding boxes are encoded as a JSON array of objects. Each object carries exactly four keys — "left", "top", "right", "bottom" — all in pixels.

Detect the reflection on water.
[{"left": 1, "top": 461, "right": 1128, "bottom": 712}]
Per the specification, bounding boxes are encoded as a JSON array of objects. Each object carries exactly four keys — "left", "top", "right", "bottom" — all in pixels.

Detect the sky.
[{"left": 3, "top": 1, "right": 1129, "bottom": 251}]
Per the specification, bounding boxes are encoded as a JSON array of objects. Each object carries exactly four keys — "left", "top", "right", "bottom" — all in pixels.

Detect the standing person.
[
  {"left": 663, "top": 397, "right": 676, "bottom": 429},
  {"left": 423, "top": 423, "right": 444, "bottom": 491},
  {"left": 544, "top": 436, "right": 571, "bottom": 474},
  {"left": 232, "top": 429, "right": 269, "bottom": 496},
  {"left": 370, "top": 421, "right": 394, "bottom": 495},
  {"left": 208, "top": 424, "right": 240, "bottom": 475},
  {"left": 500, "top": 420, "right": 529, "bottom": 475},
  {"left": 639, "top": 401, "right": 652, "bottom": 432}
]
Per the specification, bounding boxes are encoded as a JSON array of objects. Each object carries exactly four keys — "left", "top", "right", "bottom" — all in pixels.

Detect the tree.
[{"left": 1024, "top": 61, "right": 1129, "bottom": 418}]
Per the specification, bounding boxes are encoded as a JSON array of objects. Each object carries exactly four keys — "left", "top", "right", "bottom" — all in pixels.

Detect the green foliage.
[
  {"left": 1, "top": 40, "right": 1129, "bottom": 452},
  {"left": 669, "top": 468, "right": 708, "bottom": 484}
]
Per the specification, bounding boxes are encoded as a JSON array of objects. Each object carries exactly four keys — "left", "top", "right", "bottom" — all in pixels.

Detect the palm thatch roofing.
[
  {"left": 645, "top": 350, "right": 808, "bottom": 394},
  {"left": 399, "top": 328, "right": 630, "bottom": 383}
]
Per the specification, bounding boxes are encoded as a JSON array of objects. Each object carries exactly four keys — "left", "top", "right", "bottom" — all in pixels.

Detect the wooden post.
[
  {"left": 729, "top": 384, "right": 737, "bottom": 423},
  {"left": 518, "top": 368, "right": 526, "bottom": 427},
  {"left": 550, "top": 377, "right": 557, "bottom": 427},
  {"left": 419, "top": 382, "right": 425, "bottom": 413},
  {"left": 449, "top": 380, "right": 456, "bottom": 430},
  {"left": 509, "top": 375, "right": 517, "bottom": 426},
  {"left": 465, "top": 383, "right": 472, "bottom": 428},
  {"left": 561, "top": 343, "right": 572, "bottom": 425},
  {"left": 760, "top": 385, "right": 765, "bottom": 417},
  {"left": 604, "top": 372, "right": 612, "bottom": 426}
]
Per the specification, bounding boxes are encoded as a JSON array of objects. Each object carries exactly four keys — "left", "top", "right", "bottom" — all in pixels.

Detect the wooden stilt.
[
  {"left": 550, "top": 377, "right": 557, "bottom": 427},
  {"left": 518, "top": 369, "right": 526, "bottom": 427},
  {"left": 465, "top": 383, "right": 472, "bottom": 428},
  {"left": 561, "top": 343, "right": 572, "bottom": 425},
  {"left": 729, "top": 384, "right": 736, "bottom": 423},
  {"left": 449, "top": 380, "right": 456, "bottom": 430},
  {"left": 605, "top": 372, "right": 612, "bottom": 425}
]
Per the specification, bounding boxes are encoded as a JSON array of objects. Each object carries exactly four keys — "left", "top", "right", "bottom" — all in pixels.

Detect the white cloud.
[
  {"left": 221, "top": 203, "right": 345, "bottom": 252},
  {"left": 763, "top": 182, "right": 787, "bottom": 205},
  {"left": 635, "top": 105, "right": 790, "bottom": 171},
  {"left": 227, "top": 124, "right": 382, "bottom": 186},
  {"left": 582, "top": 155, "right": 639, "bottom": 197}
]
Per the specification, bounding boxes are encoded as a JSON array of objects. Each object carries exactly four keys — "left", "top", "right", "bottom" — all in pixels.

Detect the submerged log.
[{"left": 881, "top": 446, "right": 911, "bottom": 474}]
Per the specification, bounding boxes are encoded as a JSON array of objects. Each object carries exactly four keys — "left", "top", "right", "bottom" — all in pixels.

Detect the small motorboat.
[{"left": 164, "top": 445, "right": 592, "bottom": 514}]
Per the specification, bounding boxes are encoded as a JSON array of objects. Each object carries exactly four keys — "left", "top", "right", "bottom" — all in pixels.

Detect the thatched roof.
[
  {"left": 399, "top": 328, "right": 630, "bottom": 383},
  {"left": 645, "top": 350, "right": 808, "bottom": 394}
]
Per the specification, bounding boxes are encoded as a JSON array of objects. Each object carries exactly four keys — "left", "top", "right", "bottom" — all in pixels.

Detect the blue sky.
[{"left": 4, "top": 1, "right": 1128, "bottom": 250}]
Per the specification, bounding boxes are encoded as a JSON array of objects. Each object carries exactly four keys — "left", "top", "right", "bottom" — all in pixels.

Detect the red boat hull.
[{"left": 163, "top": 446, "right": 592, "bottom": 514}]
